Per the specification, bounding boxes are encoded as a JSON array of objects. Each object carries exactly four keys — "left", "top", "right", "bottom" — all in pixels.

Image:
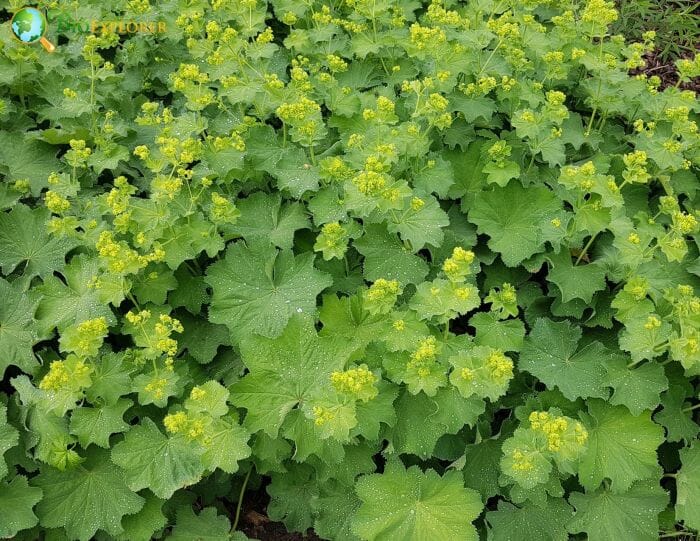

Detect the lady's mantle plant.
[{"left": 0, "top": 0, "right": 699, "bottom": 539}]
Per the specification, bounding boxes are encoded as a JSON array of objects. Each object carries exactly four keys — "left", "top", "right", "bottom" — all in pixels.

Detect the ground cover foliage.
[{"left": 0, "top": 0, "right": 699, "bottom": 539}]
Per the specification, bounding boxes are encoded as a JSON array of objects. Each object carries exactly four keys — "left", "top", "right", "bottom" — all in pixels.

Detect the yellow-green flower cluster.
[
  {"left": 314, "top": 222, "right": 350, "bottom": 260},
  {"left": 209, "top": 192, "right": 240, "bottom": 225},
  {"left": 671, "top": 211, "right": 699, "bottom": 236},
  {"left": 144, "top": 377, "right": 169, "bottom": 401},
  {"left": 135, "top": 101, "right": 174, "bottom": 126},
  {"left": 363, "top": 96, "right": 398, "bottom": 124},
  {"left": 312, "top": 405, "right": 335, "bottom": 426},
  {"left": 529, "top": 410, "right": 588, "bottom": 452},
  {"left": 61, "top": 317, "right": 109, "bottom": 358},
  {"left": 164, "top": 411, "right": 209, "bottom": 443},
  {"left": 156, "top": 135, "right": 204, "bottom": 166},
  {"left": 509, "top": 448, "right": 534, "bottom": 472},
  {"left": 406, "top": 336, "right": 439, "bottom": 378},
  {"left": 364, "top": 278, "right": 402, "bottom": 315},
  {"left": 39, "top": 356, "right": 92, "bottom": 393},
  {"left": 622, "top": 150, "right": 650, "bottom": 185},
  {"left": 487, "top": 140, "right": 512, "bottom": 164},
  {"left": 485, "top": 283, "right": 518, "bottom": 319},
  {"left": 449, "top": 346, "right": 514, "bottom": 401},
  {"left": 326, "top": 54, "right": 348, "bottom": 73},
  {"left": 331, "top": 365, "right": 378, "bottom": 402},
  {"left": 559, "top": 161, "right": 597, "bottom": 192},
  {"left": 662, "top": 285, "right": 700, "bottom": 368},
  {"left": 65, "top": 139, "right": 92, "bottom": 169},
  {"left": 277, "top": 97, "right": 320, "bottom": 124},
  {"left": 96, "top": 231, "right": 161, "bottom": 275},
  {"left": 425, "top": 0, "right": 466, "bottom": 27},
  {"left": 409, "top": 23, "right": 446, "bottom": 51},
  {"left": 12, "top": 179, "right": 31, "bottom": 193},
  {"left": 442, "top": 247, "right": 475, "bottom": 282},
  {"left": 319, "top": 156, "right": 353, "bottom": 183},
  {"left": 581, "top": 0, "right": 618, "bottom": 28},
  {"left": 190, "top": 386, "right": 207, "bottom": 401},
  {"left": 154, "top": 314, "right": 184, "bottom": 367},
  {"left": 45, "top": 190, "right": 71, "bottom": 214},
  {"left": 104, "top": 176, "right": 136, "bottom": 232}
]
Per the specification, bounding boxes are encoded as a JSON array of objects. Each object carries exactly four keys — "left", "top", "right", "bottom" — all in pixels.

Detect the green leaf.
[
  {"left": 520, "top": 319, "right": 609, "bottom": 401},
  {"left": 69, "top": 398, "right": 132, "bottom": 449},
  {"left": 272, "top": 147, "right": 320, "bottom": 197},
  {"left": 449, "top": 94, "right": 496, "bottom": 123},
  {"left": 200, "top": 417, "right": 251, "bottom": 474},
  {"left": 116, "top": 493, "right": 167, "bottom": 541},
  {"left": 185, "top": 380, "right": 229, "bottom": 417},
  {"left": 567, "top": 480, "right": 668, "bottom": 541},
  {"left": 483, "top": 160, "right": 521, "bottom": 187},
  {"left": 169, "top": 267, "right": 210, "bottom": 314},
  {"left": 654, "top": 383, "right": 700, "bottom": 444},
  {"left": 86, "top": 352, "right": 133, "bottom": 406},
  {"left": 0, "top": 403, "right": 19, "bottom": 478},
  {"left": 319, "top": 293, "right": 388, "bottom": 357},
  {"left": 604, "top": 357, "right": 668, "bottom": 416},
  {"left": 313, "top": 480, "right": 362, "bottom": 541},
  {"left": 386, "top": 195, "right": 449, "bottom": 250},
  {"left": 0, "top": 475, "right": 43, "bottom": 538},
  {"left": 353, "top": 224, "right": 429, "bottom": 286},
  {"left": 391, "top": 387, "right": 484, "bottom": 458},
  {"left": 36, "top": 254, "right": 116, "bottom": 335},
  {"left": 413, "top": 156, "right": 455, "bottom": 198},
  {"left": 486, "top": 498, "right": 574, "bottom": 541},
  {"left": 578, "top": 400, "right": 664, "bottom": 492},
  {"left": 206, "top": 242, "right": 331, "bottom": 341},
  {"left": 676, "top": 441, "right": 700, "bottom": 532},
  {"left": 232, "top": 192, "right": 309, "bottom": 250},
  {"left": 469, "top": 182, "right": 561, "bottom": 267},
  {"left": 178, "top": 313, "right": 230, "bottom": 364},
  {"left": 546, "top": 251, "right": 607, "bottom": 304},
  {"left": 170, "top": 506, "right": 231, "bottom": 541},
  {"left": 33, "top": 449, "right": 145, "bottom": 541},
  {"left": 352, "top": 462, "right": 483, "bottom": 541},
  {"left": 131, "top": 265, "right": 178, "bottom": 305},
  {"left": 111, "top": 418, "right": 205, "bottom": 499},
  {"left": 231, "top": 314, "right": 350, "bottom": 436},
  {"left": 462, "top": 439, "right": 502, "bottom": 500},
  {"left": 469, "top": 312, "right": 525, "bottom": 352},
  {"left": 0, "top": 277, "right": 39, "bottom": 377},
  {"left": 0, "top": 134, "right": 59, "bottom": 194},
  {"left": 267, "top": 463, "right": 319, "bottom": 531},
  {"left": 0, "top": 205, "right": 75, "bottom": 279},
  {"left": 619, "top": 315, "right": 672, "bottom": 363}
]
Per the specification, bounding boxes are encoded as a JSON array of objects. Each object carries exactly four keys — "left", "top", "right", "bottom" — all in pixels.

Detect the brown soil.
[
  {"left": 237, "top": 484, "right": 324, "bottom": 541},
  {"left": 634, "top": 49, "right": 700, "bottom": 93}
]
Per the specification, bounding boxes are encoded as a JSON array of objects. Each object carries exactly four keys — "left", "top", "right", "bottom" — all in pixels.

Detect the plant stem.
[
  {"left": 682, "top": 403, "right": 700, "bottom": 413},
  {"left": 232, "top": 467, "right": 253, "bottom": 532},
  {"left": 575, "top": 234, "right": 598, "bottom": 265},
  {"left": 18, "top": 61, "right": 26, "bottom": 108}
]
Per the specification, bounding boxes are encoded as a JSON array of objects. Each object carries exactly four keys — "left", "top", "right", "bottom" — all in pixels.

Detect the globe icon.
[{"left": 11, "top": 7, "right": 46, "bottom": 44}]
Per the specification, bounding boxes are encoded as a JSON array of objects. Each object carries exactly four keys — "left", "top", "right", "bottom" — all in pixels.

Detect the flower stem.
[
  {"left": 232, "top": 466, "right": 253, "bottom": 532},
  {"left": 575, "top": 234, "right": 598, "bottom": 265}
]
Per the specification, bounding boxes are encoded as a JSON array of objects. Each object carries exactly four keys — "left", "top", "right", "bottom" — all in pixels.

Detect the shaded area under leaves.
[{"left": 239, "top": 482, "right": 323, "bottom": 541}]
